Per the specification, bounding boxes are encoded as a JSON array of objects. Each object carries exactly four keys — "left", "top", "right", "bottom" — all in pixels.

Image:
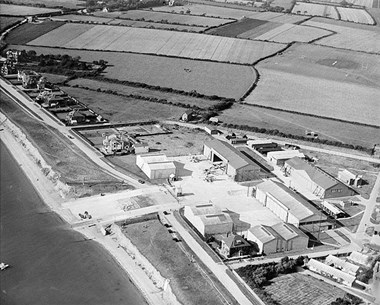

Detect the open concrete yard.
[
  {"left": 26, "top": 22, "right": 286, "bottom": 64},
  {"left": 264, "top": 272, "right": 346, "bottom": 305}
]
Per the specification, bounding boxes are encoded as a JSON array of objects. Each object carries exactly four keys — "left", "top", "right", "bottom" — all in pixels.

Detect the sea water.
[{"left": 0, "top": 141, "right": 147, "bottom": 305}]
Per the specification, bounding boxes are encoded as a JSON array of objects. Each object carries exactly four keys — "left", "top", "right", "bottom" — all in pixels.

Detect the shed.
[
  {"left": 320, "top": 201, "right": 345, "bottom": 218},
  {"left": 338, "top": 169, "right": 363, "bottom": 187},
  {"left": 134, "top": 142, "right": 149, "bottom": 154},
  {"left": 267, "top": 150, "right": 305, "bottom": 166}
]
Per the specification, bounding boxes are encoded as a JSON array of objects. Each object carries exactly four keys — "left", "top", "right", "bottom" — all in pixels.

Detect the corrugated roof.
[
  {"left": 205, "top": 139, "right": 253, "bottom": 170},
  {"left": 249, "top": 225, "right": 279, "bottom": 244},
  {"left": 271, "top": 222, "right": 306, "bottom": 241},
  {"left": 307, "top": 259, "right": 356, "bottom": 286},
  {"left": 325, "top": 255, "right": 360, "bottom": 275},
  {"left": 257, "top": 180, "right": 325, "bottom": 222},
  {"left": 285, "top": 157, "right": 339, "bottom": 190}
]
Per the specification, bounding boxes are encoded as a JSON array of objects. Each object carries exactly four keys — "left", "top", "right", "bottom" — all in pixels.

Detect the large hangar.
[{"left": 203, "top": 139, "right": 260, "bottom": 182}]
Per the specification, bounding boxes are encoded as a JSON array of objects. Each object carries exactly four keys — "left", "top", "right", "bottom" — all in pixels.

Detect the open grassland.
[
  {"left": 304, "top": 20, "right": 380, "bottom": 53},
  {"left": 67, "top": 78, "right": 221, "bottom": 109},
  {"left": 308, "top": 16, "right": 380, "bottom": 32},
  {"left": 0, "top": 4, "right": 61, "bottom": 16},
  {"left": 121, "top": 219, "right": 236, "bottom": 305},
  {"left": 0, "top": 16, "right": 22, "bottom": 31},
  {"left": 218, "top": 104, "right": 380, "bottom": 147},
  {"left": 244, "top": 43, "right": 380, "bottom": 126},
  {"left": 61, "top": 86, "right": 186, "bottom": 122},
  {"left": 253, "top": 23, "right": 332, "bottom": 43},
  {"left": 309, "top": 0, "right": 373, "bottom": 7},
  {"left": 207, "top": 18, "right": 268, "bottom": 37},
  {"left": 26, "top": 23, "right": 286, "bottom": 64},
  {"left": 264, "top": 273, "right": 345, "bottom": 305},
  {"left": 292, "top": 2, "right": 339, "bottom": 19},
  {"left": 368, "top": 8, "right": 380, "bottom": 24},
  {"left": 2, "top": 0, "right": 85, "bottom": 9},
  {"left": 336, "top": 6, "right": 375, "bottom": 23},
  {"left": 8, "top": 45, "right": 254, "bottom": 99},
  {"left": 0, "top": 92, "right": 130, "bottom": 197},
  {"left": 269, "top": 0, "right": 295, "bottom": 10},
  {"left": 153, "top": 4, "right": 309, "bottom": 23},
  {"left": 5, "top": 20, "right": 65, "bottom": 45}
]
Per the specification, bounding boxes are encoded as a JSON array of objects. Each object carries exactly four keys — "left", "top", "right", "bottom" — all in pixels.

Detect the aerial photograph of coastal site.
[{"left": 1, "top": 0, "right": 380, "bottom": 304}]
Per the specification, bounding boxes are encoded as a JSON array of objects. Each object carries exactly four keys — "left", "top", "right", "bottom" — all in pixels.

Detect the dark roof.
[
  {"left": 285, "top": 157, "right": 340, "bottom": 190},
  {"left": 205, "top": 139, "right": 253, "bottom": 170},
  {"left": 216, "top": 234, "right": 251, "bottom": 249}
]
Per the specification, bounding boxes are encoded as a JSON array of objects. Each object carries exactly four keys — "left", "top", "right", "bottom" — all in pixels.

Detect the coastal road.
[
  {"left": 165, "top": 214, "right": 264, "bottom": 305},
  {"left": 1, "top": 78, "right": 147, "bottom": 188}
]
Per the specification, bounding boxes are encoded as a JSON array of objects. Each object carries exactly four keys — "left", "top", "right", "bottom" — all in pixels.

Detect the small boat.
[{"left": 0, "top": 262, "right": 9, "bottom": 270}]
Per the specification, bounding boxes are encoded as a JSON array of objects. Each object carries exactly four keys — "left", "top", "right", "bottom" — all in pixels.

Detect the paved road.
[
  {"left": 165, "top": 214, "right": 264, "bottom": 305},
  {"left": 1, "top": 78, "right": 147, "bottom": 188}
]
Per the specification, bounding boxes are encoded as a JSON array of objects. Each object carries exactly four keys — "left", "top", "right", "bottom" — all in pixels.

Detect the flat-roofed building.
[
  {"left": 203, "top": 139, "right": 260, "bottom": 182},
  {"left": 255, "top": 180, "right": 327, "bottom": 227},
  {"left": 136, "top": 153, "right": 176, "bottom": 180},
  {"left": 267, "top": 150, "right": 305, "bottom": 166},
  {"left": 248, "top": 139, "right": 282, "bottom": 155},
  {"left": 284, "top": 157, "right": 355, "bottom": 199},
  {"left": 183, "top": 204, "right": 233, "bottom": 238}
]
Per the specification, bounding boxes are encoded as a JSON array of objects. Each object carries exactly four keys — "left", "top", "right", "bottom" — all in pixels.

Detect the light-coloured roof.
[
  {"left": 321, "top": 201, "right": 344, "bottom": 215},
  {"left": 285, "top": 157, "right": 339, "bottom": 190},
  {"left": 308, "top": 259, "right": 356, "bottom": 286},
  {"left": 267, "top": 150, "right": 305, "bottom": 160},
  {"left": 248, "top": 139, "right": 273, "bottom": 145},
  {"left": 271, "top": 222, "right": 307, "bottom": 241},
  {"left": 200, "top": 213, "right": 233, "bottom": 225},
  {"left": 138, "top": 153, "right": 168, "bottom": 163},
  {"left": 191, "top": 204, "right": 223, "bottom": 216},
  {"left": 204, "top": 139, "right": 253, "bottom": 170},
  {"left": 256, "top": 180, "right": 325, "bottom": 222},
  {"left": 348, "top": 251, "right": 372, "bottom": 267},
  {"left": 325, "top": 255, "right": 360, "bottom": 275},
  {"left": 147, "top": 161, "right": 176, "bottom": 171},
  {"left": 339, "top": 169, "right": 361, "bottom": 181},
  {"left": 249, "top": 225, "right": 279, "bottom": 244}
]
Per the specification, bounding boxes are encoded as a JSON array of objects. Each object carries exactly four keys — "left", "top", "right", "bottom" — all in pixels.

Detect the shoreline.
[{"left": 0, "top": 113, "right": 179, "bottom": 305}]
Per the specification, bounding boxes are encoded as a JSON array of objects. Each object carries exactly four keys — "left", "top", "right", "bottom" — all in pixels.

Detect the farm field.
[
  {"left": 67, "top": 78, "right": 221, "bottom": 109},
  {"left": 52, "top": 14, "right": 114, "bottom": 24},
  {"left": 0, "top": 4, "right": 61, "bottom": 16},
  {"left": 309, "top": 0, "right": 373, "bottom": 8},
  {"left": 8, "top": 45, "right": 255, "bottom": 99},
  {"left": 0, "top": 17, "right": 22, "bottom": 31},
  {"left": 270, "top": 0, "right": 295, "bottom": 10},
  {"left": 207, "top": 18, "right": 268, "bottom": 37},
  {"left": 264, "top": 273, "right": 345, "bottom": 305},
  {"left": 253, "top": 23, "right": 332, "bottom": 43},
  {"left": 153, "top": 4, "right": 309, "bottom": 23},
  {"left": 26, "top": 23, "right": 286, "bottom": 64},
  {"left": 244, "top": 43, "right": 380, "bottom": 126},
  {"left": 61, "top": 86, "right": 187, "bottom": 123},
  {"left": 291, "top": 2, "right": 339, "bottom": 19},
  {"left": 5, "top": 20, "right": 66, "bottom": 45},
  {"left": 218, "top": 104, "right": 380, "bottom": 147},
  {"left": 309, "top": 16, "right": 380, "bottom": 32},
  {"left": 336, "top": 6, "right": 375, "bottom": 24},
  {"left": 108, "top": 19, "right": 204, "bottom": 32},
  {"left": 1, "top": 0, "right": 85, "bottom": 9},
  {"left": 304, "top": 20, "right": 380, "bottom": 53}
]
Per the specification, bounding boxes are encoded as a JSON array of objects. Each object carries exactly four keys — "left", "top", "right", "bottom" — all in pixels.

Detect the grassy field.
[
  {"left": 121, "top": 218, "right": 236, "bottom": 305},
  {"left": 218, "top": 104, "right": 380, "bottom": 147},
  {"left": 292, "top": 2, "right": 339, "bottom": 19},
  {"left": 264, "top": 272, "right": 345, "bottom": 305},
  {"left": 0, "top": 93, "right": 131, "bottom": 197},
  {"left": 304, "top": 20, "right": 380, "bottom": 53},
  {"left": 61, "top": 86, "right": 186, "bottom": 122},
  {"left": 207, "top": 18, "right": 268, "bottom": 37},
  {"left": 1, "top": 0, "right": 85, "bottom": 9},
  {"left": 337, "top": 6, "right": 375, "bottom": 24},
  {"left": 5, "top": 20, "right": 65, "bottom": 45},
  {"left": 308, "top": 16, "right": 380, "bottom": 32},
  {"left": 26, "top": 22, "right": 286, "bottom": 64},
  {"left": 269, "top": 0, "right": 295, "bottom": 10},
  {"left": 0, "top": 4, "right": 61, "bottom": 16},
  {"left": 0, "top": 17, "right": 22, "bottom": 31},
  {"left": 67, "top": 78, "right": 221, "bottom": 109},
  {"left": 244, "top": 43, "right": 380, "bottom": 126},
  {"left": 8, "top": 45, "right": 256, "bottom": 99}
]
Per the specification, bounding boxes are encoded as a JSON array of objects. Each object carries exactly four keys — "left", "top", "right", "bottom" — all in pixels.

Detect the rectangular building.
[
  {"left": 307, "top": 259, "right": 356, "bottom": 286},
  {"left": 136, "top": 153, "right": 176, "bottom": 180},
  {"left": 267, "top": 150, "right": 305, "bottom": 166}
]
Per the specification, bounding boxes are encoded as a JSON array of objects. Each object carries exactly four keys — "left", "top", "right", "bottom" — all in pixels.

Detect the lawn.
[
  {"left": 340, "top": 213, "right": 364, "bottom": 233},
  {"left": 61, "top": 86, "right": 186, "bottom": 122},
  {"left": 0, "top": 93, "right": 131, "bottom": 197},
  {"left": 67, "top": 78, "right": 221, "bottom": 109},
  {"left": 0, "top": 16, "right": 22, "bottom": 31},
  {"left": 264, "top": 272, "right": 345, "bottom": 305},
  {"left": 8, "top": 45, "right": 256, "bottom": 99},
  {"left": 0, "top": 4, "right": 61, "bottom": 16},
  {"left": 26, "top": 22, "right": 286, "bottom": 64},
  {"left": 121, "top": 219, "right": 236, "bottom": 305},
  {"left": 5, "top": 20, "right": 65, "bottom": 45},
  {"left": 208, "top": 18, "right": 268, "bottom": 37}
]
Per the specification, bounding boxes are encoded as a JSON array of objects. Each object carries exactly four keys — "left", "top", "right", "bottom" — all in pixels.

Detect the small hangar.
[{"left": 203, "top": 139, "right": 260, "bottom": 182}]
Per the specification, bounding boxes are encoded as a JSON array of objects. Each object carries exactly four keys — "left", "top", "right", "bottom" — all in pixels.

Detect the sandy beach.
[{"left": 0, "top": 113, "right": 180, "bottom": 305}]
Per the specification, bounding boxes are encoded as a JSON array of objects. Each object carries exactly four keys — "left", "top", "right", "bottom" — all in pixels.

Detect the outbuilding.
[
  {"left": 136, "top": 153, "right": 176, "bottom": 180},
  {"left": 267, "top": 150, "right": 305, "bottom": 166},
  {"left": 307, "top": 259, "right": 356, "bottom": 286},
  {"left": 338, "top": 169, "right": 363, "bottom": 187},
  {"left": 203, "top": 139, "right": 260, "bottom": 182}
]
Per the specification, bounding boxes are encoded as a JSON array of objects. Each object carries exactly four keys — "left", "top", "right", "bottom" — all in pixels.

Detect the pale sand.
[{"left": 0, "top": 114, "right": 180, "bottom": 305}]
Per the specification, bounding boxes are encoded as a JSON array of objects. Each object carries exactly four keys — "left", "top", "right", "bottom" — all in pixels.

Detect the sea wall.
[{"left": 0, "top": 112, "right": 71, "bottom": 198}]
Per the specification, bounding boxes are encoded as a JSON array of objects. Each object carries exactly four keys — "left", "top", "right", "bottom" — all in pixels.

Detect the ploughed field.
[
  {"left": 8, "top": 45, "right": 256, "bottom": 100},
  {"left": 0, "top": 4, "right": 61, "bottom": 16},
  {"left": 244, "top": 43, "right": 380, "bottom": 127},
  {"left": 25, "top": 22, "right": 286, "bottom": 64}
]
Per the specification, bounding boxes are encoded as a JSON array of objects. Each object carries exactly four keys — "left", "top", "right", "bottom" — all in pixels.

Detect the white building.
[
  {"left": 183, "top": 204, "right": 233, "bottom": 238},
  {"left": 267, "top": 150, "right": 305, "bottom": 166},
  {"left": 325, "top": 255, "right": 360, "bottom": 276},
  {"left": 136, "top": 153, "right": 176, "bottom": 180},
  {"left": 338, "top": 169, "right": 363, "bottom": 187}
]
